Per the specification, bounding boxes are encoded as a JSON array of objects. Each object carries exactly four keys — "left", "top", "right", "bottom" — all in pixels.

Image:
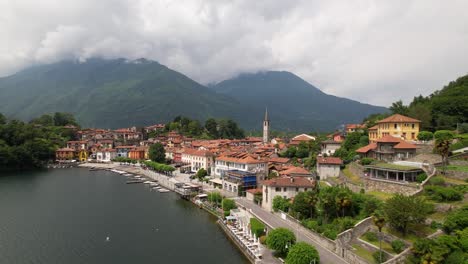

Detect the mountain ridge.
[{"left": 0, "top": 58, "right": 387, "bottom": 131}]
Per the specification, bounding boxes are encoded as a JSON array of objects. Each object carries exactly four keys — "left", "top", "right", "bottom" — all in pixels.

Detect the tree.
[
  {"left": 373, "top": 210, "right": 386, "bottom": 263},
  {"left": 443, "top": 206, "right": 468, "bottom": 233},
  {"left": 205, "top": 118, "right": 218, "bottom": 138},
  {"left": 149, "top": 142, "right": 166, "bottom": 163},
  {"left": 273, "top": 196, "right": 290, "bottom": 212},
  {"left": 383, "top": 194, "right": 431, "bottom": 235},
  {"left": 285, "top": 242, "right": 320, "bottom": 264},
  {"left": 0, "top": 113, "right": 6, "bottom": 125},
  {"left": 266, "top": 227, "right": 296, "bottom": 257},
  {"left": 434, "top": 130, "right": 454, "bottom": 174},
  {"left": 30, "top": 114, "right": 54, "bottom": 126},
  {"left": 53, "top": 112, "right": 78, "bottom": 126},
  {"left": 336, "top": 188, "right": 353, "bottom": 217},
  {"left": 207, "top": 191, "right": 222, "bottom": 206},
  {"left": 291, "top": 191, "right": 318, "bottom": 219},
  {"left": 389, "top": 100, "right": 409, "bottom": 115},
  {"left": 417, "top": 131, "right": 433, "bottom": 141},
  {"left": 196, "top": 168, "right": 208, "bottom": 180},
  {"left": 222, "top": 198, "right": 237, "bottom": 212}
]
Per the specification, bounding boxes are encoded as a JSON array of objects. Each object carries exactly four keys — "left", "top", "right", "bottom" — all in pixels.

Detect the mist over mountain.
[{"left": 0, "top": 58, "right": 386, "bottom": 131}]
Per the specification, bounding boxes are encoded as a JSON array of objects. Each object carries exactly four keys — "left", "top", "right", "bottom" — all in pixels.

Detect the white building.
[
  {"left": 181, "top": 148, "right": 214, "bottom": 173},
  {"left": 214, "top": 153, "right": 268, "bottom": 178},
  {"left": 316, "top": 157, "right": 343, "bottom": 179},
  {"left": 320, "top": 140, "right": 342, "bottom": 156},
  {"left": 96, "top": 149, "right": 117, "bottom": 162},
  {"left": 262, "top": 177, "right": 316, "bottom": 212},
  {"left": 263, "top": 108, "right": 270, "bottom": 144}
]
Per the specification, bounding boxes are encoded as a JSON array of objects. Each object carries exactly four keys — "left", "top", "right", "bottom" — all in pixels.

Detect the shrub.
[
  {"left": 266, "top": 228, "right": 296, "bottom": 256},
  {"left": 272, "top": 195, "right": 290, "bottom": 212},
  {"left": 416, "top": 173, "right": 427, "bottom": 183},
  {"left": 430, "top": 221, "right": 441, "bottom": 229},
  {"left": 250, "top": 218, "right": 266, "bottom": 237},
  {"left": 418, "top": 131, "right": 434, "bottom": 141},
  {"left": 372, "top": 251, "right": 388, "bottom": 263},
  {"left": 391, "top": 239, "right": 405, "bottom": 253},
  {"left": 285, "top": 242, "right": 320, "bottom": 264},
  {"left": 361, "top": 158, "right": 375, "bottom": 165},
  {"left": 304, "top": 220, "right": 319, "bottom": 232},
  {"left": 424, "top": 185, "right": 463, "bottom": 202},
  {"left": 222, "top": 198, "right": 237, "bottom": 212},
  {"left": 364, "top": 231, "right": 378, "bottom": 242},
  {"left": 334, "top": 217, "right": 356, "bottom": 232},
  {"left": 259, "top": 235, "right": 267, "bottom": 244},
  {"left": 429, "top": 176, "right": 445, "bottom": 186},
  {"left": 434, "top": 130, "right": 455, "bottom": 141},
  {"left": 322, "top": 227, "right": 338, "bottom": 240},
  {"left": 443, "top": 206, "right": 468, "bottom": 233}
]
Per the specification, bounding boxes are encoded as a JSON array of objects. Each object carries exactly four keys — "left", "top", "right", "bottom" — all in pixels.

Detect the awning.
[
  {"left": 209, "top": 178, "right": 223, "bottom": 185},
  {"left": 225, "top": 216, "right": 236, "bottom": 220},
  {"left": 196, "top": 194, "right": 208, "bottom": 198}
]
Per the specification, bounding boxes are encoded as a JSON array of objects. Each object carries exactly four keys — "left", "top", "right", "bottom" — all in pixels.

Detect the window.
[
  {"left": 304, "top": 188, "right": 308, "bottom": 191},
  {"left": 275, "top": 187, "right": 280, "bottom": 192},
  {"left": 296, "top": 187, "right": 299, "bottom": 192},
  {"left": 283, "top": 187, "right": 287, "bottom": 192},
  {"left": 394, "top": 124, "right": 397, "bottom": 129},
  {"left": 412, "top": 124, "right": 415, "bottom": 129}
]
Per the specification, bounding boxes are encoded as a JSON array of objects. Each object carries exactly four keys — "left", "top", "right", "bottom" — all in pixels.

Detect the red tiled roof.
[
  {"left": 356, "top": 143, "right": 377, "bottom": 153},
  {"left": 317, "top": 157, "right": 343, "bottom": 165},
  {"left": 291, "top": 134, "right": 316, "bottom": 142},
  {"left": 268, "top": 157, "right": 290, "bottom": 164},
  {"left": 217, "top": 153, "right": 266, "bottom": 164},
  {"left": 377, "top": 114, "right": 421, "bottom": 123},
  {"left": 279, "top": 166, "right": 311, "bottom": 175},
  {"left": 346, "top": 124, "right": 365, "bottom": 129},
  {"left": 375, "top": 135, "right": 404, "bottom": 143},
  {"left": 262, "top": 177, "right": 316, "bottom": 188},
  {"left": 115, "top": 145, "right": 135, "bottom": 149},
  {"left": 182, "top": 148, "right": 214, "bottom": 157},
  {"left": 56, "top": 148, "right": 74, "bottom": 152},
  {"left": 393, "top": 141, "right": 418, "bottom": 149},
  {"left": 368, "top": 125, "right": 378, "bottom": 130},
  {"left": 246, "top": 188, "right": 262, "bottom": 194}
]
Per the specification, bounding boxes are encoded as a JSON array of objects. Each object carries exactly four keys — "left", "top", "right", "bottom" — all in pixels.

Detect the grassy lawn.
[
  {"left": 367, "top": 190, "right": 394, "bottom": 201},
  {"left": 352, "top": 243, "right": 375, "bottom": 263},
  {"left": 444, "top": 165, "right": 468, "bottom": 172},
  {"left": 343, "top": 165, "right": 363, "bottom": 184},
  {"left": 441, "top": 175, "right": 467, "bottom": 185},
  {"left": 361, "top": 233, "right": 396, "bottom": 254},
  {"left": 368, "top": 163, "right": 420, "bottom": 171},
  {"left": 319, "top": 180, "right": 331, "bottom": 188},
  {"left": 429, "top": 211, "right": 447, "bottom": 222},
  {"left": 383, "top": 224, "right": 436, "bottom": 244}
]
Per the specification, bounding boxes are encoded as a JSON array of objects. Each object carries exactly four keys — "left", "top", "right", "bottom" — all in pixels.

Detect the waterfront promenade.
[{"left": 236, "top": 198, "right": 348, "bottom": 264}]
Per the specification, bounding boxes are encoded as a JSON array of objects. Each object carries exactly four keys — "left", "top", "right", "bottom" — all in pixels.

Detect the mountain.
[
  {"left": 0, "top": 58, "right": 386, "bottom": 131},
  {"left": 211, "top": 71, "right": 387, "bottom": 131},
  {"left": 0, "top": 58, "right": 243, "bottom": 128}
]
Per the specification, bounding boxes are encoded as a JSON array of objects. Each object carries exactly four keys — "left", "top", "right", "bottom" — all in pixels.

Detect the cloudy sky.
[{"left": 1, "top": 0, "right": 468, "bottom": 106}]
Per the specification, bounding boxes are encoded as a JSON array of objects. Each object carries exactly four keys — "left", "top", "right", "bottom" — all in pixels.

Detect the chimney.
[{"left": 290, "top": 177, "right": 294, "bottom": 183}]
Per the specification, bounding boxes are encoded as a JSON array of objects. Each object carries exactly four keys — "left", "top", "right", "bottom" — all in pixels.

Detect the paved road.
[{"left": 236, "top": 198, "right": 348, "bottom": 264}]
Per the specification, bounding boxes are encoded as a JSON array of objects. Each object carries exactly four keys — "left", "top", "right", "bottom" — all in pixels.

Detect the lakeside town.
[{"left": 53, "top": 110, "right": 468, "bottom": 264}]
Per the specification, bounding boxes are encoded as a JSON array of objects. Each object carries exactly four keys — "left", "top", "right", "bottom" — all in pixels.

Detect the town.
[{"left": 54, "top": 110, "right": 468, "bottom": 264}]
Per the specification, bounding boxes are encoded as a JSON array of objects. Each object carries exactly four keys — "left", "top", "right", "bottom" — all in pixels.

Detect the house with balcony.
[
  {"left": 222, "top": 170, "right": 258, "bottom": 196},
  {"left": 356, "top": 135, "right": 418, "bottom": 162},
  {"left": 96, "top": 149, "right": 117, "bottom": 162},
  {"left": 261, "top": 177, "right": 316, "bottom": 212},
  {"left": 55, "top": 148, "right": 75, "bottom": 161},
  {"left": 181, "top": 148, "right": 214, "bottom": 173},
  {"left": 214, "top": 152, "right": 268, "bottom": 178},
  {"left": 321, "top": 140, "right": 342, "bottom": 156},
  {"left": 115, "top": 146, "right": 134, "bottom": 158}
]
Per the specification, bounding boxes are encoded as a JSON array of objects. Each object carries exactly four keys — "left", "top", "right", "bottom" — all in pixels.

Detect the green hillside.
[{"left": 0, "top": 58, "right": 387, "bottom": 131}]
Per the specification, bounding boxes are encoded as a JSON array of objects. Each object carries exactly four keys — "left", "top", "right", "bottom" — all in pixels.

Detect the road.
[{"left": 236, "top": 198, "right": 348, "bottom": 264}]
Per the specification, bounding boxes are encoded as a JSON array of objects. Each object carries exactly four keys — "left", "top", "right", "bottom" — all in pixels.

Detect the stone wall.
[
  {"left": 363, "top": 178, "right": 420, "bottom": 195},
  {"left": 348, "top": 162, "right": 366, "bottom": 178},
  {"left": 335, "top": 217, "right": 374, "bottom": 264}
]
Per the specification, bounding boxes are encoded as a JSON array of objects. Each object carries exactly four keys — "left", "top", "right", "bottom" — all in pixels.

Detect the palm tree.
[
  {"left": 373, "top": 210, "right": 386, "bottom": 263},
  {"left": 435, "top": 139, "right": 450, "bottom": 175}
]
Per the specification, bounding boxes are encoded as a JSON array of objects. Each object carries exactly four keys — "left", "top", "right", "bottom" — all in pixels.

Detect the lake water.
[{"left": 0, "top": 168, "right": 248, "bottom": 264}]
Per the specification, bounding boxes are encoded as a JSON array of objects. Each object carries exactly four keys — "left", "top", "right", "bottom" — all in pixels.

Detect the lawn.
[
  {"left": 368, "top": 163, "right": 420, "bottom": 171},
  {"left": 367, "top": 191, "right": 394, "bottom": 201},
  {"left": 441, "top": 175, "right": 467, "bottom": 185},
  {"left": 319, "top": 180, "right": 331, "bottom": 188},
  {"left": 352, "top": 243, "right": 375, "bottom": 263},
  {"left": 444, "top": 165, "right": 468, "bottom": 172},
  {"left": 383, "top": 224, "right": 436, "bottom": 244},
  {"left": 361, "top": 232, "right": 396, "bottom": 254},
  {"left": 343, "top": 165, "right": 363, "bottom": 184}
]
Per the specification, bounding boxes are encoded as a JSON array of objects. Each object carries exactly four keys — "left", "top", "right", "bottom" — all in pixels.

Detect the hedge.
[{"left": 250, "top": 218, "right": 266, "bottom": 237}]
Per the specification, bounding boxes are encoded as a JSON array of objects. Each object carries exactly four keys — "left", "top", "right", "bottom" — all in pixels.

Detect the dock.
[{"left": 126, "top": 180, "right": 143, "bottom": 184}]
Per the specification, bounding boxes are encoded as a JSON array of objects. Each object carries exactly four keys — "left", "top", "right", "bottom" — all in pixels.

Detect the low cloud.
[{"left": 1, "top": 0, "right": 468, "bottom": 106}]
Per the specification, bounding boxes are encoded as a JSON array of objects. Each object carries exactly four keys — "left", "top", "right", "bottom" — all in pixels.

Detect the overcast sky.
[{"left": 1, "top": 0, "right": 468, "bottom": 106}]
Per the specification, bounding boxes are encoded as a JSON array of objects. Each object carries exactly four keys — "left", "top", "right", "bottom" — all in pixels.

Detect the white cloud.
[{"left": 1, "top": 0, "right": 468, "bottom": 106}]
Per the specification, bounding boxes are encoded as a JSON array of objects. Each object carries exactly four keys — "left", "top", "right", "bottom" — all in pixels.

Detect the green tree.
[
  {"left": 53, "top": 112, "right": 78, "bottom": 126},
  {"left": 389, "top": 100, "right": 409, "bottom": 115},
  {"left": 205, "top": 118, "right": 218, "bottom": 138},
  {"left": 434, "top": 130, "right": 454, "bottom": 175},
  {"left": 443, "top": 206, "right": 468, "bottom": 233},
  {"left": 266, "top": 228, "right": 296, "bottom": 257},
  {"left": 30, "top": 114, "right": 54, "bottom": 126},
  {"left": 196, "top": 168, "right": 208, "bottom": 180},
  {"left": 272, "top": 196, "right": 290, "bottom": 212},
  {"left": 285, "top": 242, "right": 320, "bottom": 264},
  {"left": 221, "top": 198, "right": 237, "bottom": 212},
  {"left": 207, "top": 191, "right": 222, "bottom": 206},
  {"left": 417, "top": 131, "right": 434, "bottom": 141},
  {"left": 0, "top": 113, "right": 6, "bottom": 125},
  {"left": 149, "top": 142, "right": 166, "bottom": 163},
  {"left": 373, "top": 210, "right": 386, "bottom": 263},
  {"left": 383, "top": 194, "right": 431, "bottom": 235},
  {"left": 291, "top": 191, "right": 318, "bottom": 219}
]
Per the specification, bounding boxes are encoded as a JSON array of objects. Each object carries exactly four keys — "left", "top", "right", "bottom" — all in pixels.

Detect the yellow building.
[{"left": 369, "top": 114, "right": 420, "bottom": 142}]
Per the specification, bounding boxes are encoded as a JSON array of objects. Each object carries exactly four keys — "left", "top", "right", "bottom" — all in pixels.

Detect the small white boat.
[
  {"left": 143, "top": 181, "right": 152, "bottom": 184},
  {"left": 158, "top": 189, "right": 170, "bottom": 193},
  {"left": 149, "top": 182, "right": 159, "bottom": 187}
]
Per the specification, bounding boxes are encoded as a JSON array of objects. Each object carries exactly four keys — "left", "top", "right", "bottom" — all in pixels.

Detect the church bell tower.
[{"left": 263, "top": 108, "right": 269, "bottom": 144}]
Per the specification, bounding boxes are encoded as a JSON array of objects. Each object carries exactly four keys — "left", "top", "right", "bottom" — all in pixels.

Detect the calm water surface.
[{"left": 0, "top": 168, "right": 248, "bottom": 264}]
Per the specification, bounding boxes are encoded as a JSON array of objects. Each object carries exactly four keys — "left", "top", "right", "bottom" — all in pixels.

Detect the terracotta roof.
[
  {"left": 115, "top": 145, "right": 135, "bottom": 149},
  {"left": 375, "top": 135, "right": 404, "bottom": 143},
  {"left": 377, "top": 114, "right": 421, "bottom": 123},
  {"left": 393, "top": 141, "right": 418, "bottom": 149},
  {"left": 368, "top": 125, "right": 378, "bottom": 130},
  {"left": 356, "top": 143, "right": 377, "bottom": 153},
  {"left": 262, "top": 177, "right": 316, "bottom": 188},
  {"left": 246, "top": 188, "right": 262, "bottom": 194},
  {"left": 279, "top": 166, "right": 311, "bottom": 175},
  {"left": 217, "top": 153, "right": 266, "bottom": 164},
  {"left": 67, "top": 141, "right": 87, "bottom": 144},
  {"left": 182, "top": 148, "right": 214, "bottom": 157},
  {"left": 317, "top": 157, "right": 343, "bottom": 165},
  {"left": 268, "top": 157, "right": 290, "bottom": 164},
  {"left": 346, "top": 124, "right": 365, "bottom": 129}
]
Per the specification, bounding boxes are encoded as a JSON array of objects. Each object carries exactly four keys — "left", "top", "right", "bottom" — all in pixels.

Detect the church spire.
[
  {"left": 264, "top": 107, "right": 269, "bottom": 121},
  {"left": 263, "top": 107, "right": 270, "bottom": 144}
]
